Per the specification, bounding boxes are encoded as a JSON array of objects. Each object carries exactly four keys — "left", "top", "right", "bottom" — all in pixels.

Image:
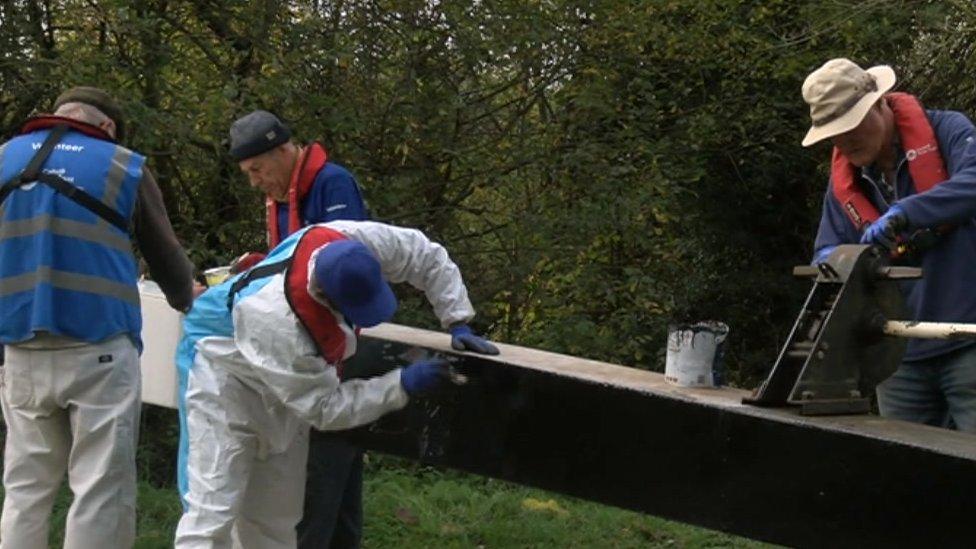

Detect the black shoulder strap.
[
  {"left": 22, "top": 124, "right": 70, "bottom": 181},
  {"left": 32, "top": 173, "right": 129, "bottom": 232},
  {"left": 226, "top": 257, "right": 293, "bottom": 311},
  {"left": 0, "top": 124, "right": 69, "bottom": 205},
  {"left": 0, "top": 124, "right": 129, "bottom": 232}
]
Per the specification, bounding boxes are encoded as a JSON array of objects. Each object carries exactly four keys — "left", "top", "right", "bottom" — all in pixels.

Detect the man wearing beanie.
[
  {"left": 802, "top": 58, "right": 976, "bottom": 433},
  {"left": 229, "top": 110, "right": 369, "bottom": 249},
  {"left": 173, "top": 220, "right": 499, "bottom": 548},
  {"left": 226, "top": 109, "right": 372, "bottom": 548},
  {"left": 0, "top": 86, "right": 195, "bottom": 547}
]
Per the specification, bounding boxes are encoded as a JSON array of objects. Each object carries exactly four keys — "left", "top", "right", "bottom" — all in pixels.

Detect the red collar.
[
  {"left": 20, "top": 115, "right": 116, "bottom": 143},
  {"left": 292, "top": 142, "right": 330, "bottom": 202},
  {"left": 267, "top": 142, "right": 330, "bottom": 247}
]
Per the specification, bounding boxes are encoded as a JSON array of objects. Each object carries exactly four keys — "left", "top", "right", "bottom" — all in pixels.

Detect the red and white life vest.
[
  {"left": 283, "top": 225, "right": 358, "bottom": 375},
  {"left": 831, "top": 92, "right": 948, "bottom": 230}
]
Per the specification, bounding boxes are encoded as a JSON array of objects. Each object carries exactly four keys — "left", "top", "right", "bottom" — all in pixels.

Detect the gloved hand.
[
  {"left": 859, "top": 205, "right": 909, "bottom": 251},
  {"left": 450, "top": 324, "right": 500, "bottom": 355},
  {"left": 812, "top": 246, "right": 836, "bottom": 265},
  {"left": 400, "top": 358, "right": 451, "bottom": 396}
]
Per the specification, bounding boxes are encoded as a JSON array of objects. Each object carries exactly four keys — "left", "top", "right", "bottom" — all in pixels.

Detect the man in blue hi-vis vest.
[
  {"left": 173, "top": 220, "right": 499, "bottom": 547},
  {"left": 0, "top": 87, "right": 195, "bottom": 549}
]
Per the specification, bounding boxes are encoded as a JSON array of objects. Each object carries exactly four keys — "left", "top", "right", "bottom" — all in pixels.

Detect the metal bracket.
[{"left": 745, "top": 245, "right": 910, "bottom": 414}]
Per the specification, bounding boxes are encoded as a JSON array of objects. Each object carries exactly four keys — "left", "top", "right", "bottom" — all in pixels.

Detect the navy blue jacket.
[{"left": 814, "top": 109, "right": 976, "bottom": 362}]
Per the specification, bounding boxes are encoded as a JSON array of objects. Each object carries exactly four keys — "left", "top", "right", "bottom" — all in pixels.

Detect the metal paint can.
[{"left": 664, "top": 321, "right": 729, "bottom": 388}]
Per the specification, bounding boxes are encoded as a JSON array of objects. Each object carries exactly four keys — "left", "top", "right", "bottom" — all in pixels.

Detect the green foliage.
[
  {"left": 904, "top": 0, "right": 976, "bottom": 111},
  {"left": 0, "top": 0, "right": 937, "bottom": 385},
  {"left": 3, "top": 3, "right": 972, "bottom": 544}
]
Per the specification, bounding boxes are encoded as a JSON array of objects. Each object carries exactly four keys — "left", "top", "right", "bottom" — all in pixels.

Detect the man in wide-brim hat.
[{"left": 803, "top": 58, "right": 976, "bottom": 433}]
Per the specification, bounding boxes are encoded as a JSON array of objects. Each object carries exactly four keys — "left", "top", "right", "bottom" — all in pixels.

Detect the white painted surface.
[
  {"left": 883, "top": 320, "right": 976, "bottom": 340},
  {"left": 134, "top": 299, "right": 976, "bottom": 459},
  {"left": 139, "top": 282, "right": 181, "bottom": 408}
]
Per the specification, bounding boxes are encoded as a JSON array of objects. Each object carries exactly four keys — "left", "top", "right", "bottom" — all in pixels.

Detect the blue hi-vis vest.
[
  {"left": 175, "top": 227, "right": 312, "bottom": 504},
  {"left": 0, "top": 128, "right": 145, "bottom": 348}
]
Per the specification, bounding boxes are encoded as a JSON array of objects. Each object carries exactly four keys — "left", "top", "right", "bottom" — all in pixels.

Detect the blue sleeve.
[
  {"left": 897, "top": 111, "right": 976, "bottom": 228},
  {"left": 304, "top": 164, "right": 369, "bottom": 223},
  {"left": 813, "top": 187, "right": 860, "bottom": 259}
]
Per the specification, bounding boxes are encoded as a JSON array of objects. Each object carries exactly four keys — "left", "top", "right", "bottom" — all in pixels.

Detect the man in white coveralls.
[{"left": 173, "top": 219, "right": 499, "bottom": 547}]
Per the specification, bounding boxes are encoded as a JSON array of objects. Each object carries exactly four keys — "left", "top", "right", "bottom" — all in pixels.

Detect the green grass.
[
  {"left": 360, "top": 458, "right": 766, "bottom": 548},
  {"left": 4, "top": 456, "right": 768, "bottom": 548}
]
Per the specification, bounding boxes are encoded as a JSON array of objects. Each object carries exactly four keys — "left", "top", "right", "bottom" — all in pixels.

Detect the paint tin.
[
  {"left": 665, "top": 321, "right": 729, "bottom": 388},
  {"left": 204, "top": 266, "right": 231, "bottom": 287}
]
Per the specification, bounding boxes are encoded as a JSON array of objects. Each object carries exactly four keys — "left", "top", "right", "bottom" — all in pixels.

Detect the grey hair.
[{"left": 54, "top": 101, "right": 114, "bottom": 134}]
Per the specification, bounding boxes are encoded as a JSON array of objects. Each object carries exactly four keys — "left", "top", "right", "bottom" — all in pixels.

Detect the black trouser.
[{"left": 297, "top": 430, "right": 364, "bottom": 549}]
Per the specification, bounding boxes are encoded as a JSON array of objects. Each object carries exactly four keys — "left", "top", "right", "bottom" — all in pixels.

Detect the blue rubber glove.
[
  {"left": 812, "top": 246, "right": 836, "bottom": 265},
  {"left": 450, "top": 324, "right": 500, "bottom": 355},
  {"left": 400, "top": 359, "right": 451, "bottom": 396},
  {"left": 859, "top": 204, "right": 909, "bottom": 251}
]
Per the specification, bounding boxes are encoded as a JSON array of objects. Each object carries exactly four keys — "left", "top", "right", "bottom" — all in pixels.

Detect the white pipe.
[{"left": 883, "top": 320, "right": 976, "bottom": 340}]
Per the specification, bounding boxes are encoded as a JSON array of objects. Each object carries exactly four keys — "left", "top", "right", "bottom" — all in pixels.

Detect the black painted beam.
[{"left": 344, "top": 324, "right": 976, "bottom": 548}]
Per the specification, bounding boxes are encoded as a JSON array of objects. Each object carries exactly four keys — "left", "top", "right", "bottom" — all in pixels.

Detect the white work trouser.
[
  {"left": 175, "top": 352, "right": 308, "bottom": 549},
  {"left": 0, "top": 334, "right": 140, "bottom": 549}
]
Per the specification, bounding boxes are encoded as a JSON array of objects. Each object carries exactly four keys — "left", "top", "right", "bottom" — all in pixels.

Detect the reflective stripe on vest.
[
  {"left": 0, "top": 214, "right": 131, "bottom": 251},
  {"left": 0, "top": 266, "right": 139, "bottom": 304},
  {"left": 0, "top": 128, "right": 144, "bottom": 345}
]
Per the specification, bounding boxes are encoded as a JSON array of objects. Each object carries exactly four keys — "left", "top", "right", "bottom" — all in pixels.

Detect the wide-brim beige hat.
[{"left": 801, "top": 58, "right": 896, "bottom": 147}]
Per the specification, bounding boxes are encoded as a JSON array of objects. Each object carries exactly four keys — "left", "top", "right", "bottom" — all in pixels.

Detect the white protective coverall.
[{"left": 174, "top": 220, "right": 476, "bottom": 548}]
